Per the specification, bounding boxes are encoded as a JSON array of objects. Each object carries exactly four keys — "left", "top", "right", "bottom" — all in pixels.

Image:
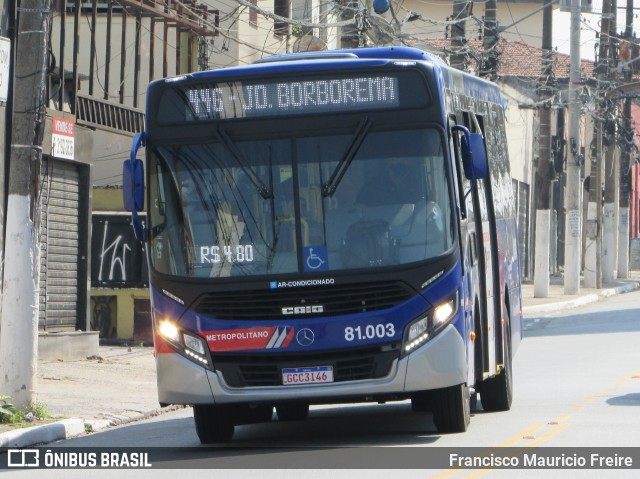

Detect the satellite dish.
[{"left": 293, "top": 35, "right": 327, "bottom": 53}]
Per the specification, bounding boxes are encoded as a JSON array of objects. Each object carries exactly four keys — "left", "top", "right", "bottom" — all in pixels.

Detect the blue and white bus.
[{"left": 124, "top": 46, "right": 522, "bottom": 443}]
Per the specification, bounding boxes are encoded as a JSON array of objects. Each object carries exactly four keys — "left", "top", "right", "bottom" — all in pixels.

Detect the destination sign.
[{"left": 157, "top": 73, "right": 406, "bottom": 122}]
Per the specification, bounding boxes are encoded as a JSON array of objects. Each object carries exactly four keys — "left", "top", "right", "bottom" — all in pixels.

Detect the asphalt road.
[{"left": 7, "top": 289, "right": 640, "bottom": 478}]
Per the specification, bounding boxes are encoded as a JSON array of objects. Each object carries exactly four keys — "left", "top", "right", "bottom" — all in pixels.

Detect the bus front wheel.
[
  {"left": 193, "top": 404, "right": 234, "bottom": 444},
  {"left": 431, "top": 383, "right": 471, "bottom": 433},
  {"left": 411, "top": 391, "right": 432, "bottom": 412}
]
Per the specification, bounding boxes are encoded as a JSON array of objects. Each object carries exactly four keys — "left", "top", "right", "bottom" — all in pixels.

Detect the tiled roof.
[{"left": 406, "top": 38, "right": 595, "bottom": 79}]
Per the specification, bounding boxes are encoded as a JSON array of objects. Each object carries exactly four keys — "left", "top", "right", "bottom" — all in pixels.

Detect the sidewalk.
[
  {"left": 2, "top": 271, "right": 639, "bottom": 448},
  {"left": 521, "top": 270, "right": 640, "bottom": 316},
  {"left": 0, "top": 346, "right": 167, "bottom": 447}
]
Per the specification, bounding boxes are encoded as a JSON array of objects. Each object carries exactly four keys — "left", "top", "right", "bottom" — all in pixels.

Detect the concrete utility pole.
[
  {"left": 534, "top": 0, "right": 554, "bottom": 298},
  {"left": 481, "top": 0, "right": 499, "bottom": 80},
  {"left": 450, "top": 0, "right": 470, "bottom": 71},
  {"left": 340, "top": 0, "right": 360, "bottom": 48},
  {"left": 617, "top": 0, "right": 634, "bottom": 279},
  {"left": 602, "top": 0, "right": 618, "bottom": 283},
  {"left": 0, "top": 0, "right": 51, "bottom": 407},
  {"left": 585, "top": 0, "right": 613, "bottom": 288},
  {"left": 564, "top": 0, "right": 582, "bottom": 295}
]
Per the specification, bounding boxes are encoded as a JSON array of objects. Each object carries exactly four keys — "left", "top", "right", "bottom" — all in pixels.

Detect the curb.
[
  {"left": 522, "top": 281, "right": 640, "bottom": 316},
  {"left": 0, "top": 419, "right": 84, "bottom": 448},
  {"left": 0, "top": 405, "right": 185, "bottom": 448}
]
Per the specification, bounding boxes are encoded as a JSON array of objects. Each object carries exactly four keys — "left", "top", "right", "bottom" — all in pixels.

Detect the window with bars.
[
  {"left": 249, "top": 0, "right": 257, "bottom": 27},
  {"left": 274, "top": 0, "right": 290, "bottom": 36}
]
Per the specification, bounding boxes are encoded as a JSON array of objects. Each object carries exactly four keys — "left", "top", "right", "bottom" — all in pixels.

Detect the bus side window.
[
  {"left": 449, "top": 116, "right": 470, "bottom": 214},
  {"left": 463, "top": 111, "right": 484, "bottom": 136},
  {"left": 448, "top": 115, "right": 464, "bottom": 215},
  {"left": 469, "top": 231, "right": 477, "bottom": 265}
]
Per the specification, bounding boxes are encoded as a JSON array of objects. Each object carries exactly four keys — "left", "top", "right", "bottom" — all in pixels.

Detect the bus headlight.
[
  {"left": 158, "top": 320, "right": 211, "bottom": 368},
  {"left": 404, "top": 315, "right": 430, "bottom": 355},
  {"left": 433, "top": 296, "right": 456, "bottom": 326},
  {"left": 184, "top": 333, "right": 206, "bottom": 355},
  {"left": 402, "top": 293, "right": 458, "bottom": 356},
  {"left": 159, "top": 321, "right": 180, "bottom": 342}
]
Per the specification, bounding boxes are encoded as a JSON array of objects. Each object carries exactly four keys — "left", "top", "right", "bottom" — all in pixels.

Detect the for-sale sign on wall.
[
  {"left": 0, "top": 37, "right": 10, "bottom": 102},
  {"left": 52, "top": 117, "right": 75, "bottom": 160}
]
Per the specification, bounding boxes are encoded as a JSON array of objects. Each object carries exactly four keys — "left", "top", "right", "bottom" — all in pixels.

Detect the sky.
[{"left": 552, "top": 0, "right": 640, "bottom": 61}]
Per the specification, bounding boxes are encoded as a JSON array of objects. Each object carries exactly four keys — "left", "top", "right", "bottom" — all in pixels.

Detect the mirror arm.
[
  {"left": 130, "top": 132, "right": 146, "bottom": 161},
  {"left": 128, "top": 132, "right": 149, "bottom": 242},
  {"left": 464, "top": 184, "right": 475, "bottom": 202},
  {"left": 131, "top": 210, "right": 148, "bottom": 242}
]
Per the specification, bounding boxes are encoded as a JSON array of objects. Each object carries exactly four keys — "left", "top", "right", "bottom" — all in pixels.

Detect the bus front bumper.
[{"left": 156, "top": 324, "right": 467, "bottom": 406}]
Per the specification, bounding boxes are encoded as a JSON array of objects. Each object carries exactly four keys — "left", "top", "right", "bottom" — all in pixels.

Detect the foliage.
[
  {"left": 24, "top": 401, "right": 51, "bottom": 420},
  {"left": 0, "top": 396, "right": 51, "bottom": 424},
  {"left": 0, "top": 396, "right": 19, "bottom": 423}
]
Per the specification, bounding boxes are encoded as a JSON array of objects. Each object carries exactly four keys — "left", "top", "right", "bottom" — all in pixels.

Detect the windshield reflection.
[{"left": 147, "top": 128, "right": 453, "bottom": 278}]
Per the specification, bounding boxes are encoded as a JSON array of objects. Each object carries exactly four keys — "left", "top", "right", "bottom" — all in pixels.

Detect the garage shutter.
[{"left": 39, "top": 159, "right": 82, "bottom": 332}]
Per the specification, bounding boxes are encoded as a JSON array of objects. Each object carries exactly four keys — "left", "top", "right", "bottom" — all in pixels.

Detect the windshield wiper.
[
  {"left": 322, "top": 117, "right": 373, "bottom": 197},
  {"left": 322, "top": 116, "right": 373, "bottom": 196},
  {"left": 215, "top": 127, "right": 273, "bottom": 199}
]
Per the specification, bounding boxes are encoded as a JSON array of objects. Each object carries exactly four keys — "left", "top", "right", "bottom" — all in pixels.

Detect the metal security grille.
[
  {"left": 39, "top": 159, "right": 82, "bottom": 332},
  {"left": 192, "top": 281, "right": 413, "bottom": 321},
  {"left": 213, "top": 346, "right": 399, "bottom": 387},
  {"left": 76, "top": 94, "right": 144, "bottom": 134}
]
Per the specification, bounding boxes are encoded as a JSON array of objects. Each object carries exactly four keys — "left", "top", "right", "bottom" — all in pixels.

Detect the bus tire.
[
  {"left": 478, "top": 304, "right": 513, "bottom": 412},
  {"left": 193, "top": 404, "right": 235, "bottom": 444},
  {"left": 276, "top": 403, "right": 310, "bottom": 421},
  {"left": 431, "top": 383, "right": 470, "bottom": 433},
  {"left": 411, "top": 391, "right": 432, "bottom": 412}
]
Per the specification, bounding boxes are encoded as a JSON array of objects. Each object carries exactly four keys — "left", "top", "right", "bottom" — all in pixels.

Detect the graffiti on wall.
[{"left": 91, "top": 215, "right": 148, "bottom": 287}]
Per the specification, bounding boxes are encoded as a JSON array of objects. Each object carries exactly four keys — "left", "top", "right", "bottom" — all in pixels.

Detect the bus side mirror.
[
  {"left": 466, "top": 133, "right": 488, "bottom": 180},
  {"left": 123, "top": 132, "right": 147, "bottom": 241},
  {"left": 123, "top": 158, "right": 144, "bottom": 212},
  {"left": 452, "top": 126, "right": 488, "bottom": 181}
]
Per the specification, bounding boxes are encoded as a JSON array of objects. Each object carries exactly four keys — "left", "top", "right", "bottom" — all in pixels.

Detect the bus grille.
[
  {"left": 213, "top": 346, "right": 399, "bottom": 387},
  {"left": 192, "top": 281, "right": 413, "bottom": 320}
]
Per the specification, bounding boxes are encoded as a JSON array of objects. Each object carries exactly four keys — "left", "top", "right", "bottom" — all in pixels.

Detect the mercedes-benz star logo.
[{"left": 296, "top": 328, "right": 315, "bottom": 347}]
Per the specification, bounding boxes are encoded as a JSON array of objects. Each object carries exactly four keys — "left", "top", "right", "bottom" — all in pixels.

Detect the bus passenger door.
[
  {"left": 473, "top": 180, "right": 497, "bottom": 374},
  {"left": 453, "top": 112, "right": 497, "bottom": 381},
  {"left": 450, "top": 115, "right": 492, "bottom": 385}
]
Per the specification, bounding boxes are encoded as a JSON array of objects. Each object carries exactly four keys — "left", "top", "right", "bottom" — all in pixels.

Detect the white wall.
[{"left": 500, "top": 82, "right": 535, "bottom": 185}]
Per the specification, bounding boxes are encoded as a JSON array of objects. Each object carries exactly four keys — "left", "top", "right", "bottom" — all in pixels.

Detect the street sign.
[
  {"left": 52, "top": 117, "right": 75, "bottom": 160},
  {"left": 0, "top": 37, "right": 11, "bottom": 102}
]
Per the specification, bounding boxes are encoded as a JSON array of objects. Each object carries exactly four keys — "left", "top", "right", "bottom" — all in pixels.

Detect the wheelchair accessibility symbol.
[{"left": 303, "top": 246, "right": 328, "bottom": 272}]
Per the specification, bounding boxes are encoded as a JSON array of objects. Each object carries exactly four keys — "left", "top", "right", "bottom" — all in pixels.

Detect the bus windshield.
[{"left": 148, "top": 128, "right": 453, "bottom": 278}]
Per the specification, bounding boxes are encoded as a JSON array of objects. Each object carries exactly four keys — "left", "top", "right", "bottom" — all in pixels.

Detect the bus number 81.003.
[{"left": 344, "top": 323, "right": 395, "bottom": 341}]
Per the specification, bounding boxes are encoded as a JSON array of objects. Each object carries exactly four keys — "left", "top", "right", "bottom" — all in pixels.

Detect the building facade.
[{"left": 2, "top": 1, "right": 638, "bottom": 351}]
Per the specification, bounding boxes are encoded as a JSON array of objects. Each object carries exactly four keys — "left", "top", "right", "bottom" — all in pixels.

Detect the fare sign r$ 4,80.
[{"left": 52, "top": 118, "right": 75, "bottom": 160}]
